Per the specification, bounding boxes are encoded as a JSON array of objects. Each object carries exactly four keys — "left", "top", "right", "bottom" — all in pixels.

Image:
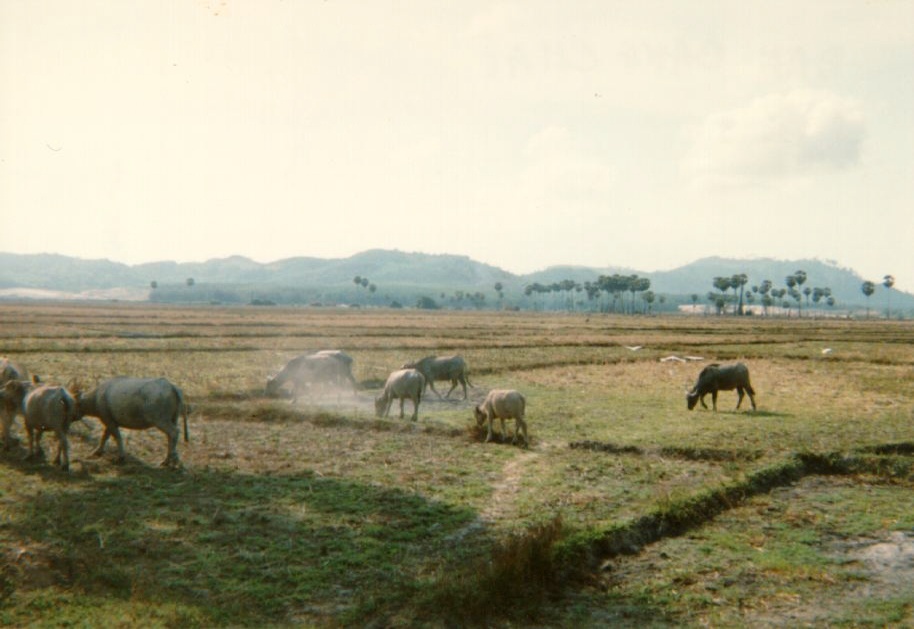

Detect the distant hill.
[
  {"left": 0, "top": 250, "right": 909, "bottom": 311},
  {"left": 648, "top": 257, "right": 887, "bottom": 307}
]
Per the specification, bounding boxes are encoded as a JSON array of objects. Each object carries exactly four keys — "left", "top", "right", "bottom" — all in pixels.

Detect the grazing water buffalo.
[
  {"left": 266, "top": 351, "right": 357, "bottom": 401},
  {"left": 22, "top": 384, "right": 80, "bottom": 471},
  {"left": 375, "top": 369, "right": 426, "bottom": 421},
  {"left": 1, "top": 378, "right": 36, "bottom": 449},
  {"left": 687, "top": 362, "right": 756, "bottom": 411},
  {"left": 0, "top": 357, "right": 30, "bottom": 384},
  {"left": 78, "top": 377, "right": 189, "bottom": 467},
  {"left": 475, "top": 389, "right": 528, "bottom": 448},
  {"left": 402, "top": 355, "right": 471, "bottom": 400}
]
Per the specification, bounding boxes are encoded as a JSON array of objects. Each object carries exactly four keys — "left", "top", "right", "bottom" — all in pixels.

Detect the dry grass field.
[{"left": 1, "top": 302, "right": 912, "bottom": 627}]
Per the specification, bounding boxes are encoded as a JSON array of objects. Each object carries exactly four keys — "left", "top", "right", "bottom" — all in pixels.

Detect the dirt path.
[
  {"left": 480, "top": 449, "right": 540, "bottom": 523},
  {"left": 479, "top": 438, "right": 565, "bottom": 524}
]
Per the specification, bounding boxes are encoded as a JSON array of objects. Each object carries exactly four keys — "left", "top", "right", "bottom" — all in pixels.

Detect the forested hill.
[{"left": 0, "top": 250, "right": 908, "bottom": 310}]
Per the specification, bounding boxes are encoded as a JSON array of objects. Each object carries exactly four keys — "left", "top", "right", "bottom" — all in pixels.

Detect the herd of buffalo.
[{"left": 0, "top": 351, "right": 756, "bottom": 470}]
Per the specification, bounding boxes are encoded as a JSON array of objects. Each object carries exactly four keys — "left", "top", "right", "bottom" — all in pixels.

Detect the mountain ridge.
[{"left": 0, "top": 250, "right": 908, "bottom": 309}]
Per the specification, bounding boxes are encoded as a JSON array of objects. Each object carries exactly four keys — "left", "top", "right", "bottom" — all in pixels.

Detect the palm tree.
[
  {"left": 630, "top": 277, "right": 650, "bottom": 315},
  {"left": 642, "top": 290, "right": 655, "bottom": 314},
  {"left": 861, "top": 281, "right": 876, "bottom": 318},
  {"left": 759, "top": 280, "right": 773, "bottom": 316},
  {"left": 784, "top": 275, "right": 797, "bottom": 316},
  {"left": 708, "top": 291, "right": 726, "bottom": 316},
  {"left": 883, "top": 275, "right": 895, "bottom": 319},
  {"left": 624, "top": 275, "right": 638, "bottom": 314},
  {"left": 812, "top": 287, "right": 826, "bottom": 317},
  {"left": 560, "top": 279, "right": 578, "bottom": 312},
  {"left": 771, "top": 288, "right": 787, "bottom": 316},
  {"left": 731, "top": 273, "right": 748, "bottom": 315},
  {"left": 793, "top": 270, "right": 807, "bottom": 316},
  {"left": 712, "top": 276, "right": 732, "bottom": 314}
]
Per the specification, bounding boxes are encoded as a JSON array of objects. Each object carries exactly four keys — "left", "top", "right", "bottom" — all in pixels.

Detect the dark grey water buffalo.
[
  {"left": 1, "top": 378, "right": 35, "bottom": 450},
  {"left": 22, "top": 384, "right": 80, "bottom": 471},
  {"left": 78, "top": 377, "right": 189, "bottom": 467},
  {"left": 266, "top": 351, "right": 357, "bottom": 401},
  {"left": 0, "top": 357, "right": 30, "bottom": 384},
  {"left": 375, "top": 368, "right": 426, "bottom": 421},
  {"left": 687, "top": 362, "right": 756, "bottom": 411},
  {"left": 474, "top": 389, "right": 528, "bottom": 448},
  {"left": 402, "top": 355, "right": 472, "bottom": 400}
]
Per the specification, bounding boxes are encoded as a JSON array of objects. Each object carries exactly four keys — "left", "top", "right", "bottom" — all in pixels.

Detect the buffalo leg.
[
  {"left": 92, "top": 427, "right": 112, "bottom": 457},
  {"left": 699, "top": 395, "right": 709, "bottom": 410},
  {"left": 736, "top": 388, "right": 745, "bottom": 410},
  {"left": 711, "top": 391, "right": 718, "bottom": 411},
  {"left": 160, "top": 426, "right": 180, "bottom": 467},
  {"left": 398, "top": 398, "right": 405, "bottom": 419},
  {"left": 747, "top": 388, "right": 757, "bottom": 410},
  {"left": 25, "top": 426, "right": 36, "bottom": 459},
  {"left": 109, "top": 425, "right": 128, "bottom": 463},
  {"left": 445, "top": 380, "right": 458, "bottom": 399},
  {"left": 1, "top": 412, "right": 14, "bottom": 450},
  {"left": 485, "top": 415, "right": 495, "bottom": 443},
  {"left": 516, "top": 417, "right": 529, "bottom": 448},
  {"left": 34, "top": 428, "right": 45, "bottom": 458},
  {"left": 410, "top": 396, "right": 419, "bottom": 422},
  {"left": 54, "top": 431, "right": 70, "bottom": 471},
  {"left": 427, "top": 380, "right": 443, "bottom": 399}
]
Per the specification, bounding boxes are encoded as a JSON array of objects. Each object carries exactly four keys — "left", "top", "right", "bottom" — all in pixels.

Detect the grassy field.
[{"left": 1, "top": 303, "right": 912, "bottom": 627}]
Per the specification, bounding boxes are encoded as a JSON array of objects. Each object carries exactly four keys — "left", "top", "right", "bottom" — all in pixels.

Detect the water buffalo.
[
  {"left": 375, "top": 368, "right": 426, "bottom": 421},
  {"left": 402, "top": 355, "right": 471, "bottom": 400},
  {"left": 78, "top": 377, "right": 189, "bottom": 467},
  {"left": 1, "top": 378, "right": 35, "bottom": 450},
  {"left": 266, "top": 351, "right": 357, "bottom": 401},
  {"left": 0, "top": 357, "right": 30, "bottom": 384},
  {"left": 22, "top": 384, "right": 80, "bottom": 471},
  {"left": 687, "top": 362, "right": 756, "bottom": 411},
  {"left": 474, "top": 389, "right": 528, "bottom": 448}
]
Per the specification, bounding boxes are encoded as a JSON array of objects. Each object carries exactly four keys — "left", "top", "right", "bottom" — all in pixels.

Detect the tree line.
[
  {"left": 146, "top": 269, "right": 900, "bottom": 317},
  {"left": 523, "top": 274, "right": 655, "bottom": 314},
  {"left": 702, "top": 271, "right": 833, "bottom": 317}
]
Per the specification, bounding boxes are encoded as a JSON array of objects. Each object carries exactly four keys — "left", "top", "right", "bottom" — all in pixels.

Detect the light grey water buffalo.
[
  {"left": 687, "top": 362, "right": 757, "bottom": 411},
  {"left": 375, "top": 368, "right": 426, "bottom": 421},
  {"left": 401, "top": 355, "right": 472, "bottom": 400},
  {"left": 22, "top": 384, "right": 80, "bottom": 471},
  {"left": 77, "top": 377, "right": 189, "bottom": 467},
  {"left": 266, "top": 351, "right": 357, "bottom": 401},
  {"left": 474, "top": 389, "right": 529, "bottom": 448}
]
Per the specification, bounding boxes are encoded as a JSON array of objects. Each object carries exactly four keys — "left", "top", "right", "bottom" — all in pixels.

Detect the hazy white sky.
[{"left": 2, "top": 1, "right": 912, "bottom": 290}]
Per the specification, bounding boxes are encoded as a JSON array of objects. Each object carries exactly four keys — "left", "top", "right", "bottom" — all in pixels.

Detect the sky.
[{"left": 2, "top": 1, "right": 912, "bottom": 291}]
